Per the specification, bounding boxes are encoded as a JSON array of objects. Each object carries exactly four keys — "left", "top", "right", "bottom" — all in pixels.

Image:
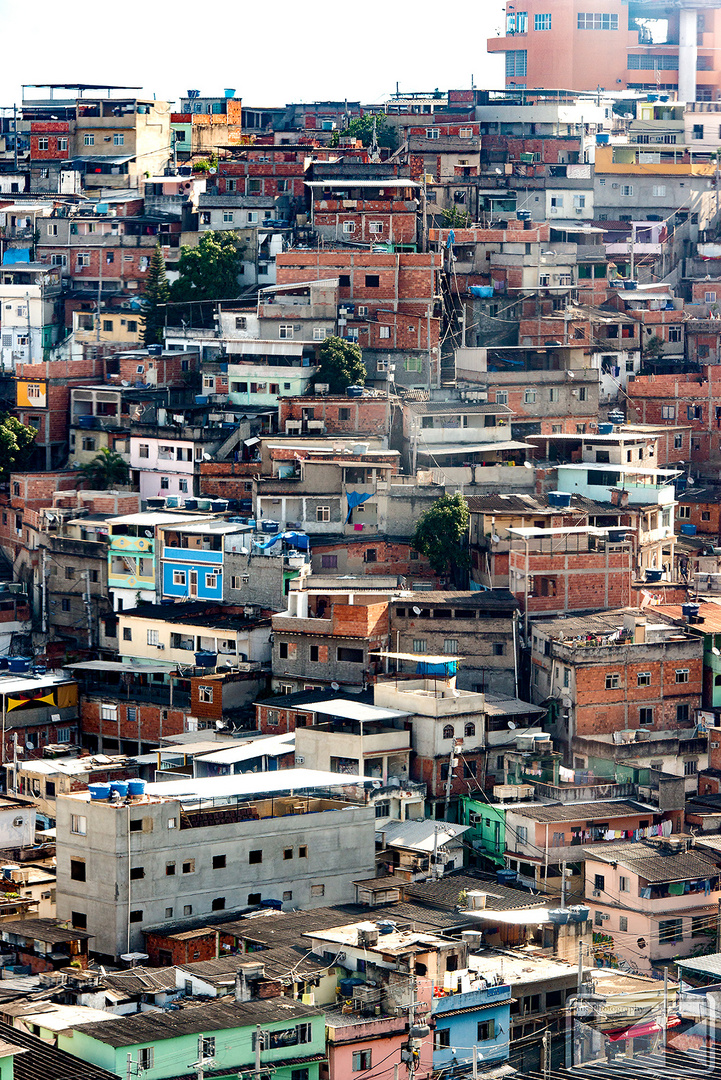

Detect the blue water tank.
[
  {"left": 596, "top": 133, "right": 610, "bottom": 144},
  {"left": 548, "top": 491, "right": 572, "bottom": 508},
  {"left": 127, "top": 779, "right": 146, "bottom": 797},
  {"left": 184, "top": 499, "right": 198, "bottom": 510},
  {"left": 346, "top": 385, "right": 364, "bottom": 397},
  {"left": 0, "top": 658, "right": 8, "bottom": 671},
  {"left": 8, "top": 657, "right": 30, "bottom": 674},
  {"left": 195, "top": 395, "right": 209, "bottom": 405},
  {"left": 110, "top": 781, "right": 128, "bottom": 798},
  {"left": 211, "top": 500, "right": 228, "bottom": 512},
  {"left": 645, "top": 569, "right": 663, "bottom": 582},
  {"left": 89, "top": 783, "right": 111, "bottom": 800},
  {"left": 195, "top": 651, "right": 217, "bottom": 668},
  {"left": 261, "top": 520, "right": 279, "bottom": 533},
  {"left": 548, "top": 908, "right": 570, "bottom": 924},
  {"left": 681, "top": 523, "right": 697, "bottom": 536},
  {"left": 598, "top": 422, "right": 614, "bottom": 435}
]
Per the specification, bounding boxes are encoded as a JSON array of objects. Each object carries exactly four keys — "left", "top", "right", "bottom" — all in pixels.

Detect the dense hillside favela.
[{"left": 4, "top": 6, "right": 721, "bottom": 1078}]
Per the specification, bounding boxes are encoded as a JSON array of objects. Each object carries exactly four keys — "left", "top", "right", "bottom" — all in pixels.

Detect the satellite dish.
[
  {"left": 713, "top": 647, "right": 720, "bottom": 657},
  {"left": 523, "top": 461, "right": 533, "bottom": 469},
  {"left": 25, "top": 741, "right": 34, "bottom": 751},
  {"left": 371, "top": 781, "right": 382, "bottom": 788},
  {"left": 144, "top": 530, "right": 153, "bottom": 538},
  {"left": 508, "top": 721, "right": 517, "bottom": 730},
  {"left": 203, "top": 453, "right": 212, "bottom": 461},
  {"left": 331, "top": 682, "right": 340, "bottom": 690},
  {"left": 567, "top": 370, "right": 575, "bottom": 379},
  {"left": 412, "top": 606, "right": 422, "bottom": 615},
  {"left": 687, "top": 476, "right": 695, "bottom": 486},
  {"left": 121, "top": 380, "right": 130, "bottom": 387},
  {"left": 492, "top": 533, "right": 501, "bottom": 543}
]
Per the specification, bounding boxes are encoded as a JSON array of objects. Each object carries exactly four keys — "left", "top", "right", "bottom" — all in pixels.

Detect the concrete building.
[
  {"left": 389, "top": 591, "right": 519, "bottom": 696},
  {"left": 487, "top": 0, "right": 721, "bottom": 102},
  {"left": 0, "top": 261, "right": 63, "bottom": 371},
  {"left": 55, "top": 770, "right": 375, "bottom": 960}
]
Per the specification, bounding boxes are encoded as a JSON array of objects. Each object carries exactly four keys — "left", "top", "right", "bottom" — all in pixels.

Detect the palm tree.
[{"left": 80, "top": 448, "right": 130, "bottom": 489}]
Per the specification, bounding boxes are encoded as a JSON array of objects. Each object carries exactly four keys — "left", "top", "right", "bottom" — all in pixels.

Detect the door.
[{"left": 189, "top": 570, "right": 198, "bottom": 598}]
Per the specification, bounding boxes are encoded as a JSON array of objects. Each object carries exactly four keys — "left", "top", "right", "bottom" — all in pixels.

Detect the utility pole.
[
  {"left": 193, "top": 1034, "right": 216, "bottom": 1080},
  {"left": 716, "top": 897, "right": 721, "bottom": 953},
  {"left": 442, "top": 741, "right": 459, "bottom": 819},
  {"left": 577, "top": 939, "right": 584, "bottom": 996},
  {"left": 630, "top": 225, "right": 635, "bottom": 282},
  {"left": 254, "top": 1025, "right": 268, "bottom": 1080},
  {"left": 41, "top": 547, "right": 48, "bottom": 634},
  {"left": 82, "top": 569, "right": 93, "bottom": 649},
  {"left": 12, "top": 104, "right": 17, "bottom": 173},
  {"left": 561, "top": 860, "right": 567, "bottom": 908}
]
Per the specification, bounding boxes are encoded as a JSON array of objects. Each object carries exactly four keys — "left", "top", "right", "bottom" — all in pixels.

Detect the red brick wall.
[
  {"left": 411, "top": 749, "right": 485, "bottom": 798},
  {"left": 80, "top": 700, "right": 187, "bottom": 745},
  {"left": 574, "top": 655, "right": 702, "bottom": 736},
  {"left": 144, "top": 930, "right": 218, "bottom": 966},
  {"left": 509, "top": 548, "right": 632, "bottom": 613},
  {"left": 279, "top": 396, "right": 388, "bottom": 435}
]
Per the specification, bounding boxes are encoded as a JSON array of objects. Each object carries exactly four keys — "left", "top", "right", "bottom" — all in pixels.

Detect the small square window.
[
  {"left": 249, "top": 850, "right": 262, "bottom": 864},
  {"left": 212, "top": 854, "right": 226, "bottom": 869}
]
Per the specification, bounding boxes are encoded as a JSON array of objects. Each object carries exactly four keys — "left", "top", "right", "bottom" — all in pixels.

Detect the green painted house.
[
  {"left": 459, "top": 797, "right": 506, "bottom": 867},
  {"left": 59, "top": 998, "right": 325, "bottom": 1080}
]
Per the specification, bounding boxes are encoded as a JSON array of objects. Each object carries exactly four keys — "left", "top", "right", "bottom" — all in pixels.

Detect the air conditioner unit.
[
  {"left": 592, "top": 889, "right": 601, "bottom": 897},
  {"left": 157, "top": 644, "right": 165, "bottom": 650},
  {"left": 599, "top": 913, "right": 610, "bottom": 921}
]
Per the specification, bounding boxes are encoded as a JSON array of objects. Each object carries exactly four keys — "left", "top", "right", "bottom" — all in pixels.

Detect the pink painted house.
[
  {"left": 323, "top": 1009, "right": 433, "bottom": 1080},
  {"left": 584, "top": 837, "right": 721, "bottom": 974}
]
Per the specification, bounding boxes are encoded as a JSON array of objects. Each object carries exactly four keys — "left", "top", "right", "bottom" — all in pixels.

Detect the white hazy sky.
[{"left": 0, "top": 0, "right": 507, "bottom": 109}]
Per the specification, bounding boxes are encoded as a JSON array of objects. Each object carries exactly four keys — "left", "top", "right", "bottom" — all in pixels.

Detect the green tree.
[
  {"left": 441, "top": 205, "right": 472, "bottom": 229},
  {"left": 330, "top": 113, "right": 398, "bottom": 151},
  {"left": 170, "top": 231, "right": 245, "bottom": 328},
  {"left": 0, "top": 416, "right": 36, "bottom": 482},
  {"left": 644, "top": 334, "right": 665, "bottom": 360},
  {"left": 316, "top": 336, "right": 366, "bottom": 393},
  {"left": 413, "top": 493, "right": 470, "bottom": 580},
  {"left": 80, "top": 448, "right": 130, "bottom": 489},
  {"left": 142, "top": 243, "right": 170, "bottom": 346}
]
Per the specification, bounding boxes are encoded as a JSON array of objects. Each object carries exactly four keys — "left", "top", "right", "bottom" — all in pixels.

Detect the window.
[
  {"left": 113, "top": 133, "right": 125, "bottom": 146},
  {"left": 443, "top": 725, "right": 454, "bottom": 740},
  {"left": 313, "top": 327, "right": 329, "bottom": 341},
  {"left": 662, "top": 406, "right": 676, "bottom": 422},
  {"left": 369, "top": 222, "right": 383, "bottom": 234},
  {"left": 534, "top": 13, "right": 551, "bottom": 29},
  {"left": 166, "top": 862, "right": 176, "bottom": 876},
  {"left": 342, "top": 221, "right": 355, "bottom": 234},
  {"left": 279, "top": 324, "right": 294, "bottom": 339},
  {"left": 413, "top": 639, "right": 427, "bottom": 654},
  {"left": 639, "top": 707, "right": 653, "bottom": 725},
  {"left": 637, "top": 672, "right": 651, "bottom": 687},
  {"left": 621, "top": 185, "right": 633, "bottom": 198},
  {"left": 379, "top": 325, "right": 390, "bottom": 340},
  {"left": 444, "top": 639, "right": 459, "bottom": 654},
  {"left": 517, "top": 826, "right": 528, "bottom": 845},
  {"left": 353, "top": 1051, "right": 372, "bottom": 1071},
  {"left": 465, "top": 722, "right": 476, "bottom": 738},
  {"left": 172, "top": 570, "right": 186, "bottom": 587},
  {"left": 684, "top": 759, "right": 698, "bottom": 775},
  {"left": 249, "top": 850, "right": 262, "bottom": 864},
  {"left": 618, "top": 875, "right": 630, "bottom": 893},
  {"left": 147, "top": 629, "right": 160, "bottom": 647},
  {"left": 299, "top": 845, "right": 308, "bottom": 858},
  {"left": 478, "top": 1020, "right": 496, "bottom": 1042},
  {"left": 198, "top": 685, "right": 214, "bottom": 704},
  {"left": 182, "top": 859, "right": 195, "bottom": 874},
  {"left": 211, "top": 897, "right": 226, "bottom": 911},
  {"left": 652, "top": 185, "right": 666, "bottom": 198},
  {"left": 316, "top": 505, "right": 330, "bottom": 522},
  {"left": 434, "top": 1029, "right": 451, "bottom": 1050},
  {"left": 365, "top": 275, "right": 380, "bottom": 288},
  {"left": 524, "top": 389, "right": 536, "bottom": 404},
  {"left": 84, "top": 134, "right": 95, "bottom": 145},
  {"left": 605, "top": 673, "right": 620, "bottom": 689},
  {"left": 464, "top": 761, "right": 477, "bottom": 778},
  {"left": 669, "top": 326, "right": 682, "bottom": 343},
  {"left": 692, "top": 915, "right": 710, "bottom": 937},
  {"left": 71, "top": 815, "right": 87, "bottom": 835},
  {"left": 129, "top": 910, "right": 143, "bottom": 922},
  {"left": 375, "top": 801, "right": 391, "bottom": 818},
  {"left": 321, "top": 554, "right": 338, "bottom": 569},
  {"left": 70, "top": 859, "right": 86, "bottom": 881},
  {"left": 404, "top": 356, "right": 422, "bottom": 372},
  {"left": 594, "top": 910, "right": 604, "bottom": 927},
  {"left": 309, "top": 645, "right": 319, "bottom": 663},
  {"left": 619, "top": 915, "right": 628, "bottom": 932},
  {"left": 130, "top": 866, "right": 144, "bottom": 880},
  {"left": 138, "top": 1049, "right": 154, "bottom": 1070},
  {"left": 59, "top": 137, "right": 68, "bottom": 150},
  {"left": 337, "top": 646, "right": 363, "bottom": 663},
  {"left": 577, "top": 12, "right": 618, "bottom": 29},
  {"left": 659, "top": 919, "right": 683, "bottom": 943},
  {"left": 549, "top": 388, "right": 559, "bottom": 402},
  {"left": 676, "top": 668, "right": 689, "bottom": 683},
  {"left": 311, "top": 883, "right": 325, "bottom": 897},
  {"left": 677, "top": 703, "right": 690, "bottom": 723},
  {"left": 72, "top": 911, "right": 87, "bottom": 929},
  {"left": 505, "top": 50, "right": 527, "bottom": 77},
  {"left": 492, "top": 643, "right": 505, "bottom": 656},
  {"left": 223, "top": 211, "right": 234, "bottom": 223}
]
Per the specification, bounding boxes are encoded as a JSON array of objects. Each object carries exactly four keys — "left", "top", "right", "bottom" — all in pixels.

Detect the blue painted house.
[
  {"left": 159, "top": 519, "right": 251, "bottom": 601},
  {"left": 432, "top": 981, "right": 511, "bottom": 1074}
]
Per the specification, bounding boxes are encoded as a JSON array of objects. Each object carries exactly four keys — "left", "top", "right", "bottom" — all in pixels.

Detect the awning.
[
  {"left": 244, "top": 437, "right": 260, "bottom": 447},
  {"left": 416, "top": 441, "right": 533, "bottom": 456},
  {"left": 607, "top": 1016, "right": 680, "bottom": 1041}
]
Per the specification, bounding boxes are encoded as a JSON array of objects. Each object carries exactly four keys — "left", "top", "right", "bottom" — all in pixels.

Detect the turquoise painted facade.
[
  {"left": 459, "top": 797, "right": 506, "bottom": 867},
  {"left": 59, "top": 1002, "right": 325, "bottom": 1080}
]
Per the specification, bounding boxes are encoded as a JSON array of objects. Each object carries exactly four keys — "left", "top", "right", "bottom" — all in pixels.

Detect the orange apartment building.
[{"left": 488, "top": 0, "right": 721, "bottom": 101}]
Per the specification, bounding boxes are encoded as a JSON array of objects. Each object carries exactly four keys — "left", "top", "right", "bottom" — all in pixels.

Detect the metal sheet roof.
[
  {"left": 376, "top": 819, "right": 469, "bottom": 852},
  {"left": 197, "top": 733, "right": 295, "bottom": 764},
  {"left": 145, "top": 767, "right": 369, "bottom": 799},
  {"left": 301, "top": 699, "right": 411, "bottom": 722},
  {"left": 416, "top": 441, "right": 533, "bottom": 455}
]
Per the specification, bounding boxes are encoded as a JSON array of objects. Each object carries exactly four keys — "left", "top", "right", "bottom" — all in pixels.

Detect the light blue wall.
[{"left": 432, "top": 984, "right": 511, "bottom": 1070}]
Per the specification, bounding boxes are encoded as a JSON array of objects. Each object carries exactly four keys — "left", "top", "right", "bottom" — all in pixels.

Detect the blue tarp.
[
  {"left": 346, "top": 490, "right": 374, "bottom": 523},
  {"left": 252, "top": 531, "right": 309, "bottom": 551},
  {"left": 446, "top": 229, "right": 455, "bottom": 249},
  {"left": 2, "top": 248, "right": 30, "bottom": 265},
  {"left": 416, "top": 661, "right": 458, "bottom": 676},
  {"left": 469, "top": 286, "right": 493, "bottom": 298}
]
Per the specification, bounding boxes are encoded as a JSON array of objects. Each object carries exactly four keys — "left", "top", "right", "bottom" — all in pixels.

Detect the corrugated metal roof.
[{"left": 376, "top": 819, "right": 469, "bottom": 852}]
